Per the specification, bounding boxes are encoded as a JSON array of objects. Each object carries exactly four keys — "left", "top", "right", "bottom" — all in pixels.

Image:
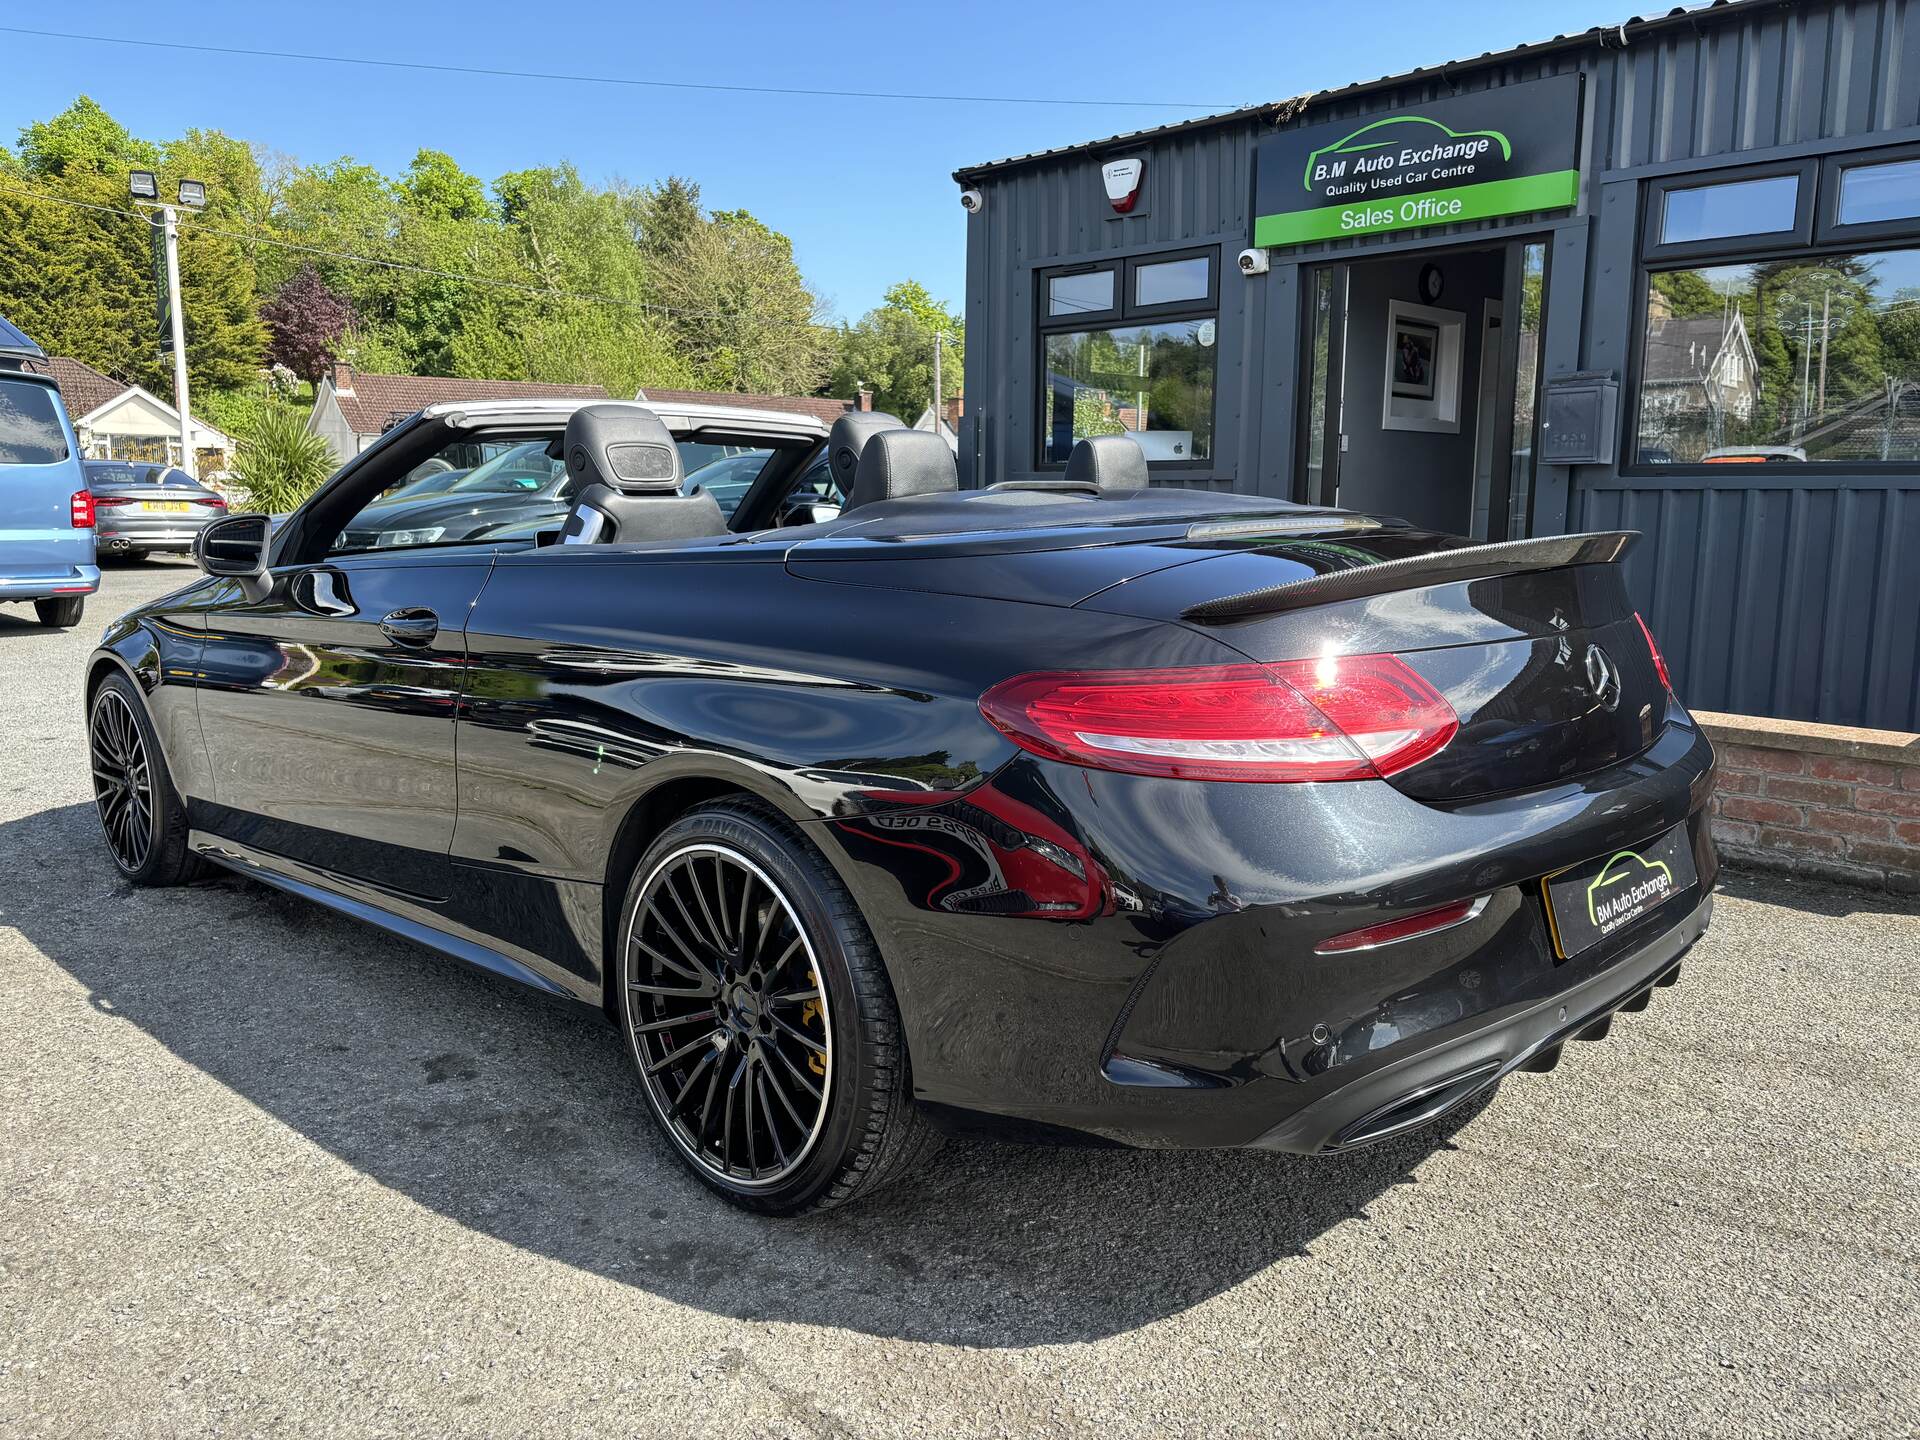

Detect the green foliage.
[
  {"left": 8, "top": 97, "right": 849, "bottom": 408},
  {"left": 229, "top": 402, "right": 336, "bottom": 513},
  {"left": 830, "top": 280, "right": 964, "bottom": 422}
]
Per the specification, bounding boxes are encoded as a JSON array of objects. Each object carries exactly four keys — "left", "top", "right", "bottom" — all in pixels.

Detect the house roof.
[
  {"left": 34, "top": 356, "right": 125, "bottom": 423},
  {"left": 327, "top": 366, "right": 610, "bottom": 437},
  {"left": 636, "top": 387, "right": 855, "bottom": 427},
  {"left": 955, "top": 0, "right": 1778, "bottom": 182},
  {"left": 1643, "top": 313, "right": 1753, "bottom": 386}
]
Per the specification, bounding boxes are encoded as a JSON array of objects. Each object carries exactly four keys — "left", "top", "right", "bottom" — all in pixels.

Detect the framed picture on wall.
[
  {"left": 1391, "top": 319, "right": 1439, "bottom": 401},
  {"left": 1382, "top": 299, "right": 1465, "bottom": 433}
]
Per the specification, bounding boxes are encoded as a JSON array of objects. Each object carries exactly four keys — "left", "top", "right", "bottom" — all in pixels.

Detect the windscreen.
[{"left": 0, "top": 379, "right": 71, "bottom": 466}]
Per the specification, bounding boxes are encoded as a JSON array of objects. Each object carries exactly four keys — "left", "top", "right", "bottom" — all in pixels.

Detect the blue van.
[{"left": 0, "top": 315, "right": 98, "bottom": 628}]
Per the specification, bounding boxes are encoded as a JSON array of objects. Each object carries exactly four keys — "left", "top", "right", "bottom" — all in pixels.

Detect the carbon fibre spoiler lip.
[{"left": 1179, "top": 530, "right": 1641, "bottom": 624}]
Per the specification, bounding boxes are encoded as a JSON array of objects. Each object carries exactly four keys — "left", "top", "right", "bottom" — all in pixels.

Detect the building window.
[
  {"left": 1660, "top": 175, "right": 1801, "bottom": 245},
  {"left": 1036, "top": 247, "right": 1217, "bottom": 466},
  {"left": 1838, "top": 158, "right": 1920, "bottom": 227},
  {"left": 1633, "top": 245, "right": 1920, "bottom": 465},
  {"left": 1048, "top": 270, "right": 1116, "bottom": 318}
]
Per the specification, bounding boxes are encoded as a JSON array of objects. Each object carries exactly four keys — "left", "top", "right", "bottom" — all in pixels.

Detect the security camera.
[
  {"left": 1237, "top": 247, "right": 1270, "bottom": 276},
  {"left": 960, "top": 188, "right": 984, "bottom": 214}
]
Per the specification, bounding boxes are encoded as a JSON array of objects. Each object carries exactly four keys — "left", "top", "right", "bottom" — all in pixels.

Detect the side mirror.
[{"left": 194, "top": 512, "right": 273, "bottom": 602}]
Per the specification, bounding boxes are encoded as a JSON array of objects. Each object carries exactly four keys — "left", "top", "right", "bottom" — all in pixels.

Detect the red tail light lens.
[
  {"left": 979, "top": 654, "right": 1459, "bottom": 783},
  {"left": 69, "top": 489, "right": 95, "bottom": 528},
  {"left": 1634, "top": 611, "right": 1674, "bottom": 694},
  {"left": 194, "top": 495, "right": 228, "bottom": 508},
  {"left": 92, "top": 494, "right": 134, "bottom": 507}
]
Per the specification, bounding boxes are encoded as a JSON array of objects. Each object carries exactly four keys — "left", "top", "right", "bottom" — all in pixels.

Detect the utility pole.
[
  {"left": 932, "top": 331, "right": 943, "bottom": 435},
  {"left": 130, "top": 172, "right": 206, "bottom": 473},
  {"left": 1800, "top": 300, "right": 1814, "bottom": 435},
  {"left": 1816, "top": 287, "right": 1831, "bottom": 420}
]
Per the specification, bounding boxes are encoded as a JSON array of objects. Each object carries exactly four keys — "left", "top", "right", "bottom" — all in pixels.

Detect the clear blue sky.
[{"left": 4, "top": 0, "right": 1613, "bottom": 321}]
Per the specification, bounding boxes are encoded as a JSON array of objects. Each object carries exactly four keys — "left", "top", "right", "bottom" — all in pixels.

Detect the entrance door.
[{"left": 1298, "top": 237, "right": 1547, "bottom": 541}]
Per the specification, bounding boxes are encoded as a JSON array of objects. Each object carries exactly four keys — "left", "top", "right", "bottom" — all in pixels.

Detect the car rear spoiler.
[{"left": 1180, "top": 530, "right": 1640, "bottom": 624}]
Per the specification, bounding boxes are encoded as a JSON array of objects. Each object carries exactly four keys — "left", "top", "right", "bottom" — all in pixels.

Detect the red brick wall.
[{"left": 1698, "top": 713, "right": 1920, "bottom": 896}]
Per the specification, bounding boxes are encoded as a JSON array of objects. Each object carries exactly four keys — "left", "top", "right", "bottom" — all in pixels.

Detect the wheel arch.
[{"left": 595, "top": 760, "right": 867, "bottom": 1017}]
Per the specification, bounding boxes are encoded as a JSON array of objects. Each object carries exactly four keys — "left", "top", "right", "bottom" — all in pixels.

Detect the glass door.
[{"left": 1298, "top": 264, "right": 1348, "bottom": 508}]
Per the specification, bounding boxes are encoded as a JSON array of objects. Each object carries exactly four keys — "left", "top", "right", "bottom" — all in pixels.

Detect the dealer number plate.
[
  {"left": 144, "top": 500, "right": 192, "bottom": 513},
  {"left": 1541, "top": 824, "right": 1696, "bottom": 960}
]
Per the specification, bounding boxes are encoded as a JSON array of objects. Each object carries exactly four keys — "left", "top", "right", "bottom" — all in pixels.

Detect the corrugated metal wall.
[{"left": 963, "top": 0, "right": 1920, "bottom": 730}]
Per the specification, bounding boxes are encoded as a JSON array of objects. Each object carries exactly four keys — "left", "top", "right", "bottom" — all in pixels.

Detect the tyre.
[
  {"left": 35, "top": 595, "right": 84, "bottom": 627},
  {"left": 87, "top": 671, "right": 205, "bottom": 886},
  {"left": 616, "top": 798, "right": 935, "bottom": 1215}
]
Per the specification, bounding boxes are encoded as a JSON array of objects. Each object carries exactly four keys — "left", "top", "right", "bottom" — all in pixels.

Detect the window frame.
[
  {"left": 1819, "top": 141, "right": 1920, "bottom": 246},
  {"left": 1032, "top": 245, "right": 1220, "bottom": 472},
  {"left": 1640, "top": 159, "right": 1817, "bottom": 263}
]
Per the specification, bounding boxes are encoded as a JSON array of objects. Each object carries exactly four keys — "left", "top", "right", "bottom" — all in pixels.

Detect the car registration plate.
[
  {"left": 1541, "top": 824, "right": 1697, "bottom": 960},
  {"left": 144, "top": 500, "right": 192, "bottom": 513}
]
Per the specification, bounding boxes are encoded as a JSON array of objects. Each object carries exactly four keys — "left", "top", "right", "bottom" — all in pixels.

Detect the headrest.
[
  {"left": 825, "top": 410, "right": 904, "bottom": 496},
  {"left": 847, "top": 429, "right": 959, "bottom": 511},
  {"left": 563, "top": 404, "right": 682, "bottom": 496},
  {"left": 1064, "top": 435, "right": 1149, "bottom": 492}
]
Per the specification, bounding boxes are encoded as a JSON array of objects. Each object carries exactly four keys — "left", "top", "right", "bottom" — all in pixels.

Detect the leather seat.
[
  {"left": 1064, "top": 435, "right": 1149, "bottom": 492},
  {"left": 843, "top": 428, "right": 959, "bottom": 512},
  {"left": 556, "top": 403, "right": 727, "bottom": 544},
  {"left": 824, "top": 411, "right": 904, "bottom": 501}
]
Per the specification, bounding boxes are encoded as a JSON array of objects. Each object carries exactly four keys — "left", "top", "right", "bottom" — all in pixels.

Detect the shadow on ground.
[{"left": 7, "top": 800, "right": 1500, "bottom": 1346}]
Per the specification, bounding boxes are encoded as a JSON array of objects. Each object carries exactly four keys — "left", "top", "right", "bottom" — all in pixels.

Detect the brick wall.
[{"left": 1696, "top": 711, "right": 1920, "bottom": 896}]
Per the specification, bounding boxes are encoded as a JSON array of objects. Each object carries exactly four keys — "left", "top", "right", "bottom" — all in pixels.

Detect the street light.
[{"left": 129, "top": 172, "right": 206, "bottom": 472}]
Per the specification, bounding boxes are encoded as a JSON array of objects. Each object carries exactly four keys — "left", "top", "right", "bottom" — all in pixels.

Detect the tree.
[
  {"left": 651, "top": 209, "right": 833, "bottom": 395},
  {"left": 229, "top": 402, "right": 337, "bottom": 512},
  {"left": 17, "top": 96, "right": 159, "bottom": 177},
  {"left": 829, "top": 280, "right": 965, "bottom": 422},
  {"left": 396, "top": 149, "right": 491, "bottom": 223},
  {"left": 261, "top": 265, "right": 356, "bottom": 380}
]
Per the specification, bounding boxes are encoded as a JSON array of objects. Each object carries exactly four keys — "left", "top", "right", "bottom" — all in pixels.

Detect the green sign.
[{"left": 1253, "top": 74, "right": 1582, "bottom": 250}]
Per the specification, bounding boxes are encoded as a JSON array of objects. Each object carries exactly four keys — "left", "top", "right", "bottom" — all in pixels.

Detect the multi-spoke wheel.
[
  {"left": 87, "top": 672, "right": 203, "bottom": 886},
  {"left": 617, "top": 800, "right": 935, "bottom": 1214}
]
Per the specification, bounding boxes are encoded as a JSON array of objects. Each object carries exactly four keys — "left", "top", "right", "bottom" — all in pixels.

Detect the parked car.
[
  {"left": 1, "top": 317, "right": 97, "bottom": 627},
  {"left": 84, "top": 461, "right": 228, "bottom": 558},
  {"left": 86, "top": 401, "right": 1716, "bottom": 1216}
]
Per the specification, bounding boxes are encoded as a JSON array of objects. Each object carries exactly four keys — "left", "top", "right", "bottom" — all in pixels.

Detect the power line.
[
  {"left": 0, "top": 24, "right": 1236, "bottom": 112},
  {"left": 0, "top": 183, "right": 814, "bottom": 331}
]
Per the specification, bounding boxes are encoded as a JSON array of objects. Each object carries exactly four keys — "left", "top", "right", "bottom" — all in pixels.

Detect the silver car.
[{"left": 83, "top": 461, "right": 229, "bottom": 558}]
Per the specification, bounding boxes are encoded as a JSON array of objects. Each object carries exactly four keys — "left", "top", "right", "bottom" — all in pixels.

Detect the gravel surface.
[{"left": 1, "top": 558, "right": 1916, "bottom": 1439}]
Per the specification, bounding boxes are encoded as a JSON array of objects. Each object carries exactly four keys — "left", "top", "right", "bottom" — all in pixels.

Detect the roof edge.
[{"left": 953, "top": 0, "right": 1777, "bottom": 183}]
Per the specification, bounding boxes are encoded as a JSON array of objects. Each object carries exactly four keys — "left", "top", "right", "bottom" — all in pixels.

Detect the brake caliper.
[{"left": 800, "top": 969, "right": 827, "bottom": 1076}]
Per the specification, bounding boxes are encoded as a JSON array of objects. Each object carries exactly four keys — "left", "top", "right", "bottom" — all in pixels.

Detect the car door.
[
  {"left": 189, "top": 419, "right": 558, "bottom": 900},
  {"left": 194, "top": 549, "right": 494, "bottom": 899}
]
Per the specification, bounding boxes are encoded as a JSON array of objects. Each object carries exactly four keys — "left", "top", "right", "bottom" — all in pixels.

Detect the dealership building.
[{"left": 954, "top": 0, "right": 1920, "bottom": 732}]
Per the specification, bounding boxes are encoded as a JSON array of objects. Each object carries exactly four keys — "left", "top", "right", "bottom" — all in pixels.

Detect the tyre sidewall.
[
  {"left": 616, "top": 804, "right": 871, "bottom": 1215},
  {"left": 90, "top": 671, "right": 180, "bottom": 884}
]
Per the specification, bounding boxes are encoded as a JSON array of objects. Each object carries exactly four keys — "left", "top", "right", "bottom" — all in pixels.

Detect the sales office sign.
[{"left": 1253, "top": 73, "right": 1582, "bottom": 248}]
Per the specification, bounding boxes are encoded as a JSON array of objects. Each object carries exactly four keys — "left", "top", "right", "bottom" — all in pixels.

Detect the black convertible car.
[{"left": 85, "top": 398, "right": 1716, "bottom": 1214}]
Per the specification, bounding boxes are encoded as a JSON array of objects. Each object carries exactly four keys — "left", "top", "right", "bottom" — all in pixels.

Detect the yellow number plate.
[{"left": 145, "top": 501, "right": 192, "bottom": 513}]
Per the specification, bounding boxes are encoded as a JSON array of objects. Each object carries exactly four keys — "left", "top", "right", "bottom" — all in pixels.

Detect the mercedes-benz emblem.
[{"left": 1585, "top": 643, "right": 1622, "bottom": 712}]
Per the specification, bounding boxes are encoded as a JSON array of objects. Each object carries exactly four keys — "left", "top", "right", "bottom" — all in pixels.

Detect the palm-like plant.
[{"left": 229, "top": 404, "right": 336, "bottom": 515}]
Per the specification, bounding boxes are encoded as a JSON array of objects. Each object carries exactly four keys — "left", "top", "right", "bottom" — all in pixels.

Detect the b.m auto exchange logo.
[
  {"left": 1302, "top": 115, "right": 1512, "bottom": 200},
  {"left": 1586, "top": 850, "right": 1676, "bottom": 931}
]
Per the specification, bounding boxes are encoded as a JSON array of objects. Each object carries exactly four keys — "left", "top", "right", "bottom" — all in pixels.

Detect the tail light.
[
  {"left": 194, "top": 495, "right": 228, "bottom": 508},
  {"left": 69, "top": 489, "right": 95, "bottom": 528},
  {"left": 93, "top": 494, "right": 134, "bottom": 507},
  {"left": 979, "top": 654, "right": 1459, "bottom": 783},
  {"left": 1634, "top": 612, "right": 1674, "bottom": 694}
]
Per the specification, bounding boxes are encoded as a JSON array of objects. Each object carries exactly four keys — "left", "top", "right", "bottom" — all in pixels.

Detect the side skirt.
[{"left": 189, "top": 831, "right": 599, "bottom": 1005}]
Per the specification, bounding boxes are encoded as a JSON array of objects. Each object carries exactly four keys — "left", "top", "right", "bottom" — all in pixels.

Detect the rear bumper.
[
  {"left": 97, "top": 515, "right": 212, "bottom": 552},
  {"left": 0, "top": 564, "right": 100, "bottom": 600},
  {"left": 1255, "top": 891, "right": 1710, "bottom": 1152}
]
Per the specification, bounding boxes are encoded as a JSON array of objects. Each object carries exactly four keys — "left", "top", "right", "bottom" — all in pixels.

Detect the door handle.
[{"left": 380, "top": 608, "right": 440, "bottom": 646}]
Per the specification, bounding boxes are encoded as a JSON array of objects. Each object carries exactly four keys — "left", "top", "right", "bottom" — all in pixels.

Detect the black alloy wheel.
[
  {"left": 626, "top": 841, "right": 833, "bottom": 1188},
  {"left": 86, "top": 673, "right": 204, "bottom": 887},
  {"left": 90, "top": 684, "right": 155, "bottom": 873},
  {"left": 617, "top": 801, "right": 934, "bottom": 1214}
]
